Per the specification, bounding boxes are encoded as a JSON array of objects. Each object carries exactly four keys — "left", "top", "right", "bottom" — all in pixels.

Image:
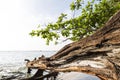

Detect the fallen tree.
[{"left": 22, "top": 10, "right": 120, "bottom": 80}]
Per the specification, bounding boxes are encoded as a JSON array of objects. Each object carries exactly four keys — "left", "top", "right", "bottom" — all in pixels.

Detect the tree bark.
[{"left": 24, "top": 10, "right": 120, "bottom": 80}]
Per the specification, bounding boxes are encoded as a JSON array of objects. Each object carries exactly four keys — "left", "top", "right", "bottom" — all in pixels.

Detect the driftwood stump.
[{"left": 23, "top": 10, "right": 120, "bottom": 80}]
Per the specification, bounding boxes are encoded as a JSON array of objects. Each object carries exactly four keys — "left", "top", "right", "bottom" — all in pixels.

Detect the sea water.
[
  {"left": 0, "top": 51, "right": 55, "bottom": 80},
  {"left": 0, "top": 51, "right": 100, "bottom": 80}
]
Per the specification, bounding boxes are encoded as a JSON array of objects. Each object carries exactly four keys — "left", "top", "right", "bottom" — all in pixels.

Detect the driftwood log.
[{"left": 22, "top": 10, "right": 120, "bottom": 80}]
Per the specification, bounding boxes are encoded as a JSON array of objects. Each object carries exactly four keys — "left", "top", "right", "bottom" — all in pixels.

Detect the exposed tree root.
[{"left": 22, "top": 10, "right": 120, "bottom": 80}]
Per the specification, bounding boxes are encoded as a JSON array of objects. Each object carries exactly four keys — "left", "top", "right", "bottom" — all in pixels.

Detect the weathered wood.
[
  {"left": 50, "top": 10, "right": 120, "bottom": 60},
  {"left": 23, "top": 10, "right": 120, "bottom": 80},
  {"left": 21, "top": 69, "right": 44, "bottom": 80}
]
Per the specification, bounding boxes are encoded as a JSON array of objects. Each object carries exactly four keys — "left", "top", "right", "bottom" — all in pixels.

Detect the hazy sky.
[{"left": 0, "top": 0, "right": 73, "bottom": 51}]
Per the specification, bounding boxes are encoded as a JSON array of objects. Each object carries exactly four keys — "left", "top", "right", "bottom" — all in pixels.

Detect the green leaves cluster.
[{"left": 30, "top": 0, "right": 120, "bottom": 45}]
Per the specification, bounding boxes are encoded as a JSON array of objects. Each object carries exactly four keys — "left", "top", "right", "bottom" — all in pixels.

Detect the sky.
[{"left": 0, "top": 0, "right": 73, "bottom": 51}]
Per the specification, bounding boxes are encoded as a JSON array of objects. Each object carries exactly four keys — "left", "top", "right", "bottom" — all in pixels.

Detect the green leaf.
[
  {"left": 30, "top": 0, "right": 120, "bottom": 45},
  {"left": 70, "top": 2, "right": 76, "bottom": 11}
]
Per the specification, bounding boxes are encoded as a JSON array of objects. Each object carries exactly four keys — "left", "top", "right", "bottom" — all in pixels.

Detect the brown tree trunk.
[{"left": 24, "top": 10, "right": 120, "bottom": 80}]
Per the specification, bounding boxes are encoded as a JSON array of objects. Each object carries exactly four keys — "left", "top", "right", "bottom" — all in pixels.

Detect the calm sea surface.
[{"left": 0, "top": 51, "right": 100, "bottom": 80}]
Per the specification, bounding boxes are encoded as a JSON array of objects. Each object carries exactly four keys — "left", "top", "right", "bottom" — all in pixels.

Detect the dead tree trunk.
[{"left": 23, "top": 10, "right": 120, "bottom": 80}]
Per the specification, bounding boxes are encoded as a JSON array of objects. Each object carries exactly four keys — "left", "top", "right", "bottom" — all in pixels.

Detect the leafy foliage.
[{"left": 30, "top": 0, "right": 120, "bottom": 45}]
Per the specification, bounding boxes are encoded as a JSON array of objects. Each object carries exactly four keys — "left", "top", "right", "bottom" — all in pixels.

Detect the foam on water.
[
  {"left": 0, "top": 51, "right": 55, "bottom": 80},
  {"left": 0, "top": 51, "right": 100, "bottom": 80}
]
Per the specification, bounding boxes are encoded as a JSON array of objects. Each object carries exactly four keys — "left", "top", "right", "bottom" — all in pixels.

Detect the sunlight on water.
[
  {"left": 0, "top": 51, "right": 55, "bottom": 80},
  {"left": 0, "top": 51, "right": 100, "bottom": 80}
]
